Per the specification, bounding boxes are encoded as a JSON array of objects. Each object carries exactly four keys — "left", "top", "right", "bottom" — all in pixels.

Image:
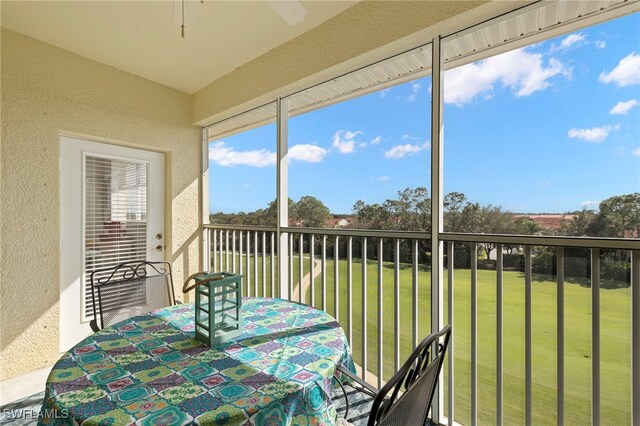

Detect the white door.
[{"left": 59, "top": 136, "right": 165, "bottom": 352}]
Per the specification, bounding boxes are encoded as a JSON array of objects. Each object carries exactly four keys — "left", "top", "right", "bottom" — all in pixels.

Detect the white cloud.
[
  {"left": 562, "top": 33, "right": 586, "bottom": 48},
  {"left": 567, "top": 124, "right": 620, "bottom": 143},
  {"left": 401, "top": 134, "right": 419, "bottom": 142},
  {"left": 371, "top": 176, "right": 391, "bottom": 182},
  {"left": 378, "top": 88, "right": 391, "bottom": 98},
  {"left": 609, "top": 99, "right": 639, "bottom": 115},
  {"left": 332, "top": 130, "right": 362, "bottom": 154},
  {"left": 384, "top": 142, "right": 428, "bottom": 159},
  {"left": 344, "top": 130, "right": 362, "bottom": 140},
  {"left": 359, "top": 143, "right": 367, "bottom": 148},
  {"left": 551, "top": 32, "right": 586, "bottom": 51},
  {"left": 209, "top": 141, "right": 275, "bottom": 167},
  {"left": 633, "top": 147, "right": 640, "bottom": 157},
  {"left": 289, "top": 144, "right": 328, "bottom": 163},
  {"left": 444, "top": 47, "right": 570, "bottom": 106},
  {"left": 595, "top": 40, "right": 606, "bottom": 49},
  {"left": 581, "top": 201, "right": 599, "bottom": 209},
  {"left": 599, "top": 52, "right": 640, "bottom": 87},
  {"left": 209, "top": 142, "right": 328, "bottom": 166},
  {"left": 535, "top": 181, "right": 551, "bottom": 187},
  {"left": 407, "top": 81, "right": 422, "bottom": 102},
  {"left": 369, "top": 136, "right": 382, "bottom": 145}
]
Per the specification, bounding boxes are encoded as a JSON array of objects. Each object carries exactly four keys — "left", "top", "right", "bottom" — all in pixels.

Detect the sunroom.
[{"left": 1, "top": 1, "right": 638, "bottom": 425}]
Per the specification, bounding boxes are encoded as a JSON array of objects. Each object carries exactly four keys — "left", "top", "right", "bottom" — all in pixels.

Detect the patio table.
[{"left": 38, "top": 297, "right": 355, "bottom": 425}]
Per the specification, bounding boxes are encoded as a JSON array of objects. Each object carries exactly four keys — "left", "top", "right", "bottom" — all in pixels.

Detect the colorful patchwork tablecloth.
[{"left": 38, "top": 297, "right": 355, "bottom": 426}]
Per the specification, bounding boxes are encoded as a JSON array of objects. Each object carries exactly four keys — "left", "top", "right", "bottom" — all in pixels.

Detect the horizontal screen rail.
[
  {"left": 440, "top": 232, "right": 639, "bottom": 250},
  {"left": 282, "top": 227, "right": 431, "bottom": 240},
  {"left": 204, "top": 224, "right": 276, "bottom": 232},
  {"left": 205, "top": 225, "right": 637, "bottom": 250},
  {"left": 206, "top": 224, "right": 430, "bottom": 240}
]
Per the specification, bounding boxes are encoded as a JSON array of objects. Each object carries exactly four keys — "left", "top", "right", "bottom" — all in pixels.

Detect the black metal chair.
[
  {"left": 89, "top": 261, "right": 176, "bottom": 332},
  {"left": 334, "top": 325, "right": 451, "bottom": 426}
]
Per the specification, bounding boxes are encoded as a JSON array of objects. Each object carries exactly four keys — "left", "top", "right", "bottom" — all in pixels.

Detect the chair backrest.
[
  {"left": 90, "top": 261, "right": 176, "bottom": 330},
  {"left": 369, "top": 325, "right": 452, "bottom": 426}
]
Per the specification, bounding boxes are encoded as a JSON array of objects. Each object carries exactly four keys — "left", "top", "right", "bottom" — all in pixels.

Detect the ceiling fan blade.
[{"left": 266, "top": 0, "right": 307, "bottom": 26}]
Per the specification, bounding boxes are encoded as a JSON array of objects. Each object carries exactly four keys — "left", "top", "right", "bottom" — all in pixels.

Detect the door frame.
[{"left": 59, "top": 135, "right": 166, "bottom": 352}]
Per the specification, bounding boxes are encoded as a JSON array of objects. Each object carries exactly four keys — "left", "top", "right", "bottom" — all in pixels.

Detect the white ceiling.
[{"left": 1, "top": 0, "right": 358, "bottom": 94}]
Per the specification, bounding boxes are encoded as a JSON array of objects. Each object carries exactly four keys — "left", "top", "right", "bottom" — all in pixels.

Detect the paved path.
[{"left": 291, "top": 256, "right": 322, "bottom": 303}]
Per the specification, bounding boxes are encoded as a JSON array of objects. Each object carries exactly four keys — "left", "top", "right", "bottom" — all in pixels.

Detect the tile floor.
[
  {"left": 0, "top": 392, "right": 45, "bottom": 425},
  {"left": 0, "top": 366, "right": 51, "bottom": 407}
]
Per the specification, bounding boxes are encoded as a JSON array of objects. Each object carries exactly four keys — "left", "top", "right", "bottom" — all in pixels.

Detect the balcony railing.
[{"left": 204, "top": 223, "right": 639, "bottom": 425}]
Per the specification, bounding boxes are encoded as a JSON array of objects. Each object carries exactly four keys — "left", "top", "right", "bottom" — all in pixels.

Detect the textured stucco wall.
[
  {"left": 193, "top": 0, "right": 496, "bottom": 124},
  {"left": 0, "top": 29, "right": 201, "bottom": 380}
]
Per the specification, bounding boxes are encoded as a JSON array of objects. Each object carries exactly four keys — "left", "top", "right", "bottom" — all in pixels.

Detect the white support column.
[
  {"left": 277, "top": 98, "right": 289, "bottom": 300},
  {"left": 471, "top": 243, "right": 478, "bottom": 426},
  {"left": 447, "top": 241, "right": 455, "bottom": 425},
  {"left": 394, "top": 239, "right": 400, "bottom": 372},
  {"left": 362, "top": 237, "right": 368, "bottom": 380},
  {"left": 377, "top": 238, "right": 384, "bottom": 390},
  {"left": 632, "top": 250, "right": 640, "bottom": 425},
  {"left": 524, "top": 245, "right": 532, "bottom": 426},
  {"left": 430, "top": 35, "right": 445, "bottom": 424},
  {"left": 557, "top": 247, "right": 565, "bottom": 426},
  {"left": 496, "top": 244, "right": 504, "bottom": 426},
  {"left": 591, "top": 249, "right": 600, "bottom": 426},
  {"left": 347, "top": 236, "right": 353, "bottom": 344},
  {"left": 200, "top": 127, "right": 210, "bottom": 302}
]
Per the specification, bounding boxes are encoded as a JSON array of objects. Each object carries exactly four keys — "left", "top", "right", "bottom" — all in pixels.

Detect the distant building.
[
  {"left": 288, "top": 217, "right": 353, "bottom": 228},
  {"left": 327, "top": 217, "right": 352, "bottom": 228}
]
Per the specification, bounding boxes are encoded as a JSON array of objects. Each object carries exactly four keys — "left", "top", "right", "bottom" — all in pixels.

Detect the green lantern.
[{"left": 183, "top": 272, "right": 243, "bottom": 346}]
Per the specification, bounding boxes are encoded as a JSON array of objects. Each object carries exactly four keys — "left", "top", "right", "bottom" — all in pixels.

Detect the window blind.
[{"left": 83, "top": 155, "right": 148, "bottom": 319}]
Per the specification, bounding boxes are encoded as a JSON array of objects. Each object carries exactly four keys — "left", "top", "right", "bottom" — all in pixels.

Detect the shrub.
[
  {"left": 532, "top": 249, "right": 554, "bottom": 274},
  {"left": 503, "top": 253, "right": 524, "bottom": 271},
  {"left": 602, "top": 259, "right": 630, "bottom": 283}
]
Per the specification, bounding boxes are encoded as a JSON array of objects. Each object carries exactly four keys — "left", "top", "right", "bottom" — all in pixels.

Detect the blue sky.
[{"left": 210, "top": 13, "right": 639, "bottom": 215}]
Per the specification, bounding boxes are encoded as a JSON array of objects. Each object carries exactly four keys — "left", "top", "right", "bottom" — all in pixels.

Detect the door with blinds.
[{"left": 60, "top": 136, "right": 165, "bottom": 351}]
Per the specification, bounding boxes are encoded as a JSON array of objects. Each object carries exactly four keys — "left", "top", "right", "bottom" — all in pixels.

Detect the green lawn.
[
  {"left": 304, "top": 258, "right": 632, "bottom": 426},
  {"left": 213, "top": 250, "right": 632, "bottom": 425},
  {"left": 213, "top": 253, "right": 311, "bottom": 301}
]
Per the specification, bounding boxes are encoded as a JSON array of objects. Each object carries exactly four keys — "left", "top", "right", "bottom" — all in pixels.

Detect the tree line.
[
  {"left": 210, "top": 196, "right": 331, "bottom": 228},
  {"left": 211, "top": 188, "right": 638, "bottom": 239},
  {"left": 352, "top": 188, "right": 639, "bottom": 238},
  {"left": 210, "top": 189, "right": 637, "bottom": 284}
]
